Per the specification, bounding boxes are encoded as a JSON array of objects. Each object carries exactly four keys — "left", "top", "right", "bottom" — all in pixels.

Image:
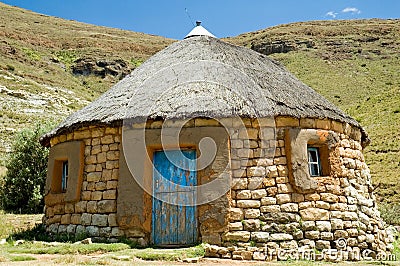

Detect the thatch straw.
[{"left": 41, "top": 36, "right": 366, "bottom": 146}]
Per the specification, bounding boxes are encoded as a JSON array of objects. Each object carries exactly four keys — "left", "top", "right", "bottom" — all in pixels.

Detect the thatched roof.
[{"left": 41, "top": 35, "right": 367, "bottom": 146}]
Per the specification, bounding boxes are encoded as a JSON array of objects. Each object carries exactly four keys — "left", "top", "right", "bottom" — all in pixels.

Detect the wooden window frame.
[
  {"left": 61, "top": 160, "right": 68, "bottom": 192},
  {"left": 307, "top": 146, "right": 321, "bottom": 177}
]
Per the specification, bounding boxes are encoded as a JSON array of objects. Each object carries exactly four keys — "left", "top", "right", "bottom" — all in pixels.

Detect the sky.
[{"left": 1, "top": 0, "right": 399, "bottom": 39}]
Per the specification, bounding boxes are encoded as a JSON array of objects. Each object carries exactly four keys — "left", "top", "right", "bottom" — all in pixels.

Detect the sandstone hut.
[{"left": 40, "top": 22, "right": 393, "bottom": 260}]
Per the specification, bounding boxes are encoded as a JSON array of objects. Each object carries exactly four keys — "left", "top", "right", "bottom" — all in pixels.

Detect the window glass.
[
  {"left": 307, "top": 147, "right": 321, "bottom": 177},
  {"left": 62, "top": 161, "right": 68, "bottom": 191}
]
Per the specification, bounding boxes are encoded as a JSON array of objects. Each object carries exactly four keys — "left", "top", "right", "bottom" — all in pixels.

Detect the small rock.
[
  {"left": 81, "top": 238, "right": 92, "bottom": 244},
  {"left": 14, "top": 240, "right": 24, "bottom": 246},
  {"left": 182, "top": 257, "right": 200, "bottom": 263},
  {"left": 0, "top": 239, "right": 6, "bottom": 245}
]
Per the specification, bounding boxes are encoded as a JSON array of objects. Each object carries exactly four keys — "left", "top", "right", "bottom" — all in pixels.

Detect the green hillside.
[
  {"left": 0, "top": 2, "right": 173, "bottom": 156},
  {"left": 0, "top": 2, "right": 398, "bottom": 202}
]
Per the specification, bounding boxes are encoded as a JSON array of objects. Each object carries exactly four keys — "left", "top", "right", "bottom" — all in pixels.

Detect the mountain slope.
[
  {"left": 0, "top": 2, "right": 173, "bottom": 154},
  {"left": 0, "top": 3, "right": 398, "bottom": 202},
  {"left": 226, "top": 19, "right": 400, "bottom": 202}
]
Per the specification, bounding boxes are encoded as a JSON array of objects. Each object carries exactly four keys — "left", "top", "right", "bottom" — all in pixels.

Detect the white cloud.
[
  {"left": 325, "top": 11, "right": 338, "bottom": 18},
  {"left": 342, "top": 7, "right": 361, "bottom": 14}
]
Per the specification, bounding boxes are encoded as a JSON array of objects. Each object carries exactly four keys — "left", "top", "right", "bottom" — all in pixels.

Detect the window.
[
  {"left": 61, "top": 161, "right": 68, "bottom": 191},
  {"left": 307, "top": 147, "right": 321, "bottom": 177}
]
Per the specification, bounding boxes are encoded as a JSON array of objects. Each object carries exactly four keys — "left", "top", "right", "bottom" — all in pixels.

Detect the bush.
[
  {"left": 379, "top": 202, "right": 400, "bottom": 225},
  {"left": 0, "top": 123, "right": 53, "bottom": 213}
]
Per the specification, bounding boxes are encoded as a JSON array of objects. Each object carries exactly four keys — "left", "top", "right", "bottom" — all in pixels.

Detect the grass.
[
  {"left": 4, "top": 242, "right": 131, "bottom": 255},
  {"left": 127, "top": 245, "right": 205, "bottom": 261},
  {"left": 379, "top": 203, "right": 400, "bottom": 225}
]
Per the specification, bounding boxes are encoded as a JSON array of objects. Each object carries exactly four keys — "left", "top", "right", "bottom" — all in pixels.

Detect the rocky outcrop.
[{"left": 71, "top": 58, "right": 131, "bottom": 79}]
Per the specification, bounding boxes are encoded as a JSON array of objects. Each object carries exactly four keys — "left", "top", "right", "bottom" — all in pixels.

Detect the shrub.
[
  {"left": 379, "top": 202, "right": 400, "bottom": 225},
  {"left": 0, "top": 123, "right": 53, "bottom": 213}
]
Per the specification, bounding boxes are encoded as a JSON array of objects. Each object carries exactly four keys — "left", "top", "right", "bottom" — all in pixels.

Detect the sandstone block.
[
  {"left": 300, "top": 208, "right": 329, "bottom": 221},
  {"left": 111, "top": 227, "right": 123, "bottom": 237},
  {"left": 263, "top": 177, "right": 276, "bottom": 187},
  {"left": 276, "top": 194, "right": 291, "bottom": 204},
  {"left": 241, "top": 251, "right": 253, "bottom": 260},
  {"left": 85, "top": 164, "right": 96, "bottom": 172},
  {"left": 316, "top": 240, "right": 331, "bottom": 250},
  {"left": 91, "top": 191, "right": 103, "bottom": 201},
  {"left": 276, "top": 116, "right": 299, "bottom": 127},
  {"left": 260, "top": 205, "right": 280, "bottom": 213},
  {"left": 273, "top": 157, "right": 287, "bottom": 165},
  {"left": 81, "top": 191, "right": 91, "bottom": 201},
  {"left": 305, "top": 193, "right": 320, "bottom": 201},
  {"left": 71, "top": 214, "right": 81, "bottom": 225},
  {"left": 270, "top": 233, "right": 293, "bottom": 241},
  {"left": 60, "top": 214, "right": 71, "bottom": 225},
  {"left": 98, "top": 200, "right": 117, "bottom": 213},
  {"left": 86, "top": 226, "right": 99, "bottom": 237},
  {"left": 87, "top": 172, "right": 101, "bottom": 182},
  {"left": 87, "top": 201, "right": 98, "bottom": 213},
  {"left": 266, "top": 165, "right": 279, "bottom": 178},
  {"left": 247, "top": 166, "right": 265, "bottom": 177},
  {"left": 237, "top": 200, "right": 261, "bottom": 208},
  {"left": 65, "top": 203, "right": 74, "bottom": 214},
  {"left": 320, "top": 232, "right": 334, "bottom": 240},
  {"left": 251, "top": 189, "right": 267, "bottom": 199},
  {"left": 97, "top": 152, "right": 107, "bottom": 164},
  {"left": 280, "top": 203, "right": 298, "bottom": 213},
  {"left": 316, "top": 221, "right": 331, "bottom": 232},
  {"left": 75, "top": 201, "right": 87, "bottom": 213},
  {"left": 95, "top": 182, "right": 107, "bottom": 191},
  {"left": 243, "top": 219, "right": 260, "bottom": 231},
  {"left": 107, "top": 181, "right": 118, "bottom": 190},
  {"left": 334, "top": 230, "right": 348, "bottom": 239},
  {"left": 74, "top": 130, "right": 91, "bottom": 139},
  {"left": 107, "top": 151, "right": 119, "bottom": 161},
  {"left": 321, "top": 193, "right": 339, "bottom": 203},
  {"left": 244, "top": 209, "right": 261, "bottom": 219},
  {"left": 85, "top": 155, "right": 97, "bottom": 165},
  {"left": 261, "top": 196, "right": 276, "bottom": 205},
  {"left": 223, "top": 231, "right": 251, "bottom": 242},
  {"left": 230, "top": 208, "right": 244, "bottom": 221},
  {"left": 99, "top": 227, "right": 112, "bottom": 237},
  {"left": 292, "top": 193, "right": 305, "bottom": 202},
  {"left": 253, "top": 252, "right": 266, "bottom": 261},
  {"left": 106, "top": 161, "right": 119, "bottom": 170},
  {"left": 305, "top": 231, "right": 320, "bottom": 240},
  {"left": 81, "top": 213, "right": 92, "bottom": 225},
  {"left": 315, "top": 201, "right": 330, "bottom": 210},
  {"left": 229, "top": 222, "right": 243, "bottom": 231},
  {"left": 277, "top": 184, "right": 293, "bottom": 194},
  {"left": 101, "top": 135, "right": 114, "bottom": 145},
  {"left": 236, "top": 190, "right": 251, "bottom": 199},
  {"left": 103, "top": 190, "right": 117, "bottom": 200},
  {"left": 92, "top": 214, "right": 108, "bottom": 226},
  {"left": 108, "top": 214, "right": 117, "bottom": 227},
  {"left": 266, "top": 187, "right": 278, "bottom": 196}
]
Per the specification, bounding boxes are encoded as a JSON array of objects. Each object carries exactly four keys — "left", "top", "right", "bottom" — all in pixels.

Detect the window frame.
[
  {"left": 307, "top": 146, "right": 322, "bottom": 177},
  {"left": 61, "top": 160, "right": 68, "bottom": 192}
]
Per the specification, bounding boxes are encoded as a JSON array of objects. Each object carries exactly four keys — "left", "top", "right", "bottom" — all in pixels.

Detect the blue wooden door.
[{"left": 152, "top": 150, "right": 197, "bottom": 246}]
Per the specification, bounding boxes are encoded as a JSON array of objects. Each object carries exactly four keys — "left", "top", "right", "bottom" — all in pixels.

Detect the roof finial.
[{"left": 184, "top": 21, "right": 216, "bottom": 39}]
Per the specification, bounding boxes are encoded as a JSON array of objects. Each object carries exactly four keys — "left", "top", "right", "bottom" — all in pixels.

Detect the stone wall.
[
  {"left": 45, "top": 126, "right": 122, "bottom": 242},
  {"left": 43, "top": 117, "right": 393, "bottom": 261},
  {"left": 206, "top": 117, "right": 394, "bottom": 261}
]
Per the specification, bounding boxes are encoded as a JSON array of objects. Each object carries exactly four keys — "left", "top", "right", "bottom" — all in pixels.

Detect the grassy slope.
[
  {"left": 0, "top": 2, "right": 173, "bottom": 156},
  {"left": 227, "top": 19, "right": 400, "bottom": 202},
  {"left": 0, "top": 3, "right": 398, "bottom": 202}
]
